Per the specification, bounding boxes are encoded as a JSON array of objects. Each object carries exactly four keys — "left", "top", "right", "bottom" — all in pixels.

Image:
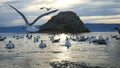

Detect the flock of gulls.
[
  {"left": 0, "top": 31, "right": 120, "bottom": 49},
  {"left": 0, "top": 27, "right": 120, "bottom": 49}
]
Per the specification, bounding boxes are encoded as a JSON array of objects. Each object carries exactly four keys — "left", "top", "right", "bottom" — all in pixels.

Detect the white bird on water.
[
  {"left": 65, "top": 38, "right": 71, "bottom": 48},
  {"left": 97, "top": 37, "right": 109, "bottom": 45},
  {"left": 0, "top": 36, "right": 6, "bottom": 41},
  {"left": 49, "top": 36, "right": 60, "bottom": 43},
  {"left": 39, "top": 40, "right": 46, "bottom": 48},
  {"left": 34, "top": 36, "right": 40, "bottom": 43},
  {"left": 9, "top": 4, "right": 58, "bottom": 32},
  {"left": 6, "top": 41, "right": 15, "bottom": 49}
]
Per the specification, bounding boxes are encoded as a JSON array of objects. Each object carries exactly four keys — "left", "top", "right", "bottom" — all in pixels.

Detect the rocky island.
[{"left": 38, "top": 11, "right": 89, "bottom": 33}]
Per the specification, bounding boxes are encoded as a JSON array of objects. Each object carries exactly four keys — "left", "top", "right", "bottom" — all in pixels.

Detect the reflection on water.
[
  {"left": 0, "top": 32, "right": 120, "bottom": 68},
  {"left": 52, "top": 46, "right": 71, "bottom": 61},
  {"left": 59, "top": 33, "right": 67, "bottom": 42},
  {"left": 54, "top": 33, "right": 68, "bottom": 43}
]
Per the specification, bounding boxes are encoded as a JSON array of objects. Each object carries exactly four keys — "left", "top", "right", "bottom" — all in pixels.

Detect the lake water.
[
  {"left": 0, "top": 24, "right": 120, "bottom": 33},
  {"left": 0, "top": 32, "right": 120, "bottom": 68},
  {"left": 85, "top": 24, "right": 120, "bottom": 32}
]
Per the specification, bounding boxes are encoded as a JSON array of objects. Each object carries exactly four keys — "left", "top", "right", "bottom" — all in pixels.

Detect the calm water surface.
[{"left": 0, "top": 32, "right": 120, "bottom": 68}]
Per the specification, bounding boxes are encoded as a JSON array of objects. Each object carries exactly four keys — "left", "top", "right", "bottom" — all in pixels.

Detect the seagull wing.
[
  {"left": 9, "top": 4, "right": 29, "bottom": 25},
  {"left": 30, "top": 9, "right": 58, "bottom": 26},
  {"left": 114, "top": 27, "right": 120, "bottom": 35}
]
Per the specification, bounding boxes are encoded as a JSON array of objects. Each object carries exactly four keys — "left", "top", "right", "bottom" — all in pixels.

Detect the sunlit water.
[{"left": 0, "top": 32, "right": 120, "bottom": 68}]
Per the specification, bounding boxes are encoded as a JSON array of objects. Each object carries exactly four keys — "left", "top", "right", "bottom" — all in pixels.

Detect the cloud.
[
  {"left": 52, "top": 0, "right": 87, "bottom": 9},
  {"left": 80, "top": 15, "right": 120, "bottom": 23},
  {"left": 0, "top": 0, "right": 14, "bottom": 3},
  {"left": 0, "top": 0, "right": 120, "bottom": 27},
  {"left": 0, "top": 19, "right": 24, "bottom": 27},
  {"left": 70, "top": 2, "right": 120, "bottom": 16}
]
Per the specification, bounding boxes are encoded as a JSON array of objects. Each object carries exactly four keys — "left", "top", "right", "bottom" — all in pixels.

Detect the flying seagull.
[
  {"left": 40, "top": 7, "right": 51, "bottom": 11},
  {"left": 9, "top": 4, "right": 58, "bottom": 32}
]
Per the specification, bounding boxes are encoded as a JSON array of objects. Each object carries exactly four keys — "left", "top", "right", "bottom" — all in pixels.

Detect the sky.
[{"left": 0, "top": 0, "right": 120, "bottom": 27}]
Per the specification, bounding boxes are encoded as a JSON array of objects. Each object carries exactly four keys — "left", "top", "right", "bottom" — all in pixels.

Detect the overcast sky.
[{"left": 0, "top": 0, "right": 120, "bottom": 27}]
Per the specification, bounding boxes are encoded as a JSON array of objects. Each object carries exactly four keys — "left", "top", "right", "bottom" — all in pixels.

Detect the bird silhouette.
[{"left": 40, "top": 7, "right": 52, "bottom": 11}]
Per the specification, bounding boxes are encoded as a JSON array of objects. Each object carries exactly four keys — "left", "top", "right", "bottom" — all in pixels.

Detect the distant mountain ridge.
[{"left": 0, "top": 24, "right": 120, "bottom": 33}]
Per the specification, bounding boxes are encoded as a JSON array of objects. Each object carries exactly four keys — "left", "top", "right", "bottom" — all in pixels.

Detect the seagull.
[
  {"left": 70, "top": 36, "right": 76, "bottom": 41},
  {"left": 27, "top": 34, "right": 32, "bottom": 39},
  {"left": 97, "top": 37, "right": 109, "bottom": 45},
  {"left": 16, "top": 35, "right": 20, "bottom": 40},
  {"left": 0, "top": 36, "right": 6, "bottom": 41},
  {"left": 111, "top": 35, "right": 120, "bottom": 40},
  {"left": 87, "top": 36, "right": 97, "bottom": 43},
  {"left": 114, "top": 27, "right": 120, "bottom": 35},
  {"left": 99, "top": 35, "right": 104, "bottom": 41},
  {"left": 34, "top": 36, "right": 40, "bottom": 43},
  {"left": 6, "top": 41, "right": 15, "bottom": 49},
  {"left": 39, "top": 40, "right": 46, "bottom": 48},
  {"left": 76, "top": 36, "right": 88, "bottom": 42},
  {"left": 49, "top": 36, "right": 60, "bottom": 43},
  {"left": 40, "top": 7, "right": 52, "bottom": 11},
  {"left": 9, "top": 4, "right": 58, "bottom": 32},
  {"left": 26, "top": 33, "right": 29, "bottom": 38},
  {"left": 115, "top": 36, "right": 120, "bottom": 40},
  {"left": 65, "top": 38, "right": 71, "bottom": 49},
  {"left": 111, "top": 35, "right": 117, "bottom": 38}
]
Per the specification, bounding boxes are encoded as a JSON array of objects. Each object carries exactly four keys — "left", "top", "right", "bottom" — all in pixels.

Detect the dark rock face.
[{"left": 38, "top": 11, "right": 89, "bottom": 33}]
